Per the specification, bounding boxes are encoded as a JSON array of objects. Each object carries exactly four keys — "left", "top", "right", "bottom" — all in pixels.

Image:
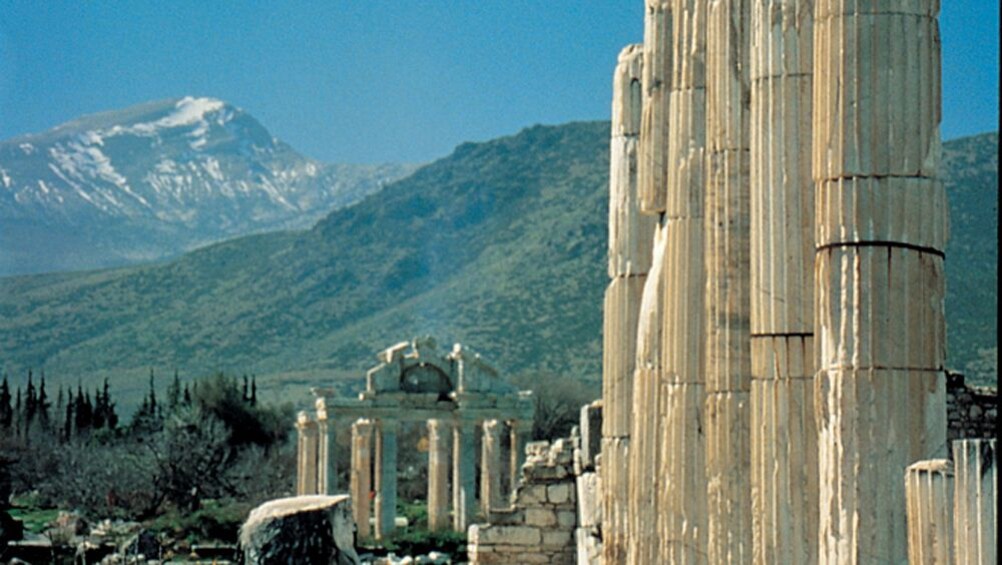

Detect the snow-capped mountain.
[{"left": 0, "top": 97, "right": 416, "bottom": 276}]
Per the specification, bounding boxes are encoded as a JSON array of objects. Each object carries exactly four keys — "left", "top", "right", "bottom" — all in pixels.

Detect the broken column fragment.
[
  {"left": 704, "top": 0, "right": 752, "bottom": 561},
  {"left": 481, "top": 419, "right": 502, "bottom": 516},
  {"left": 953, "top": 439, "right": 997, "bottom": 565},
  {"left": 748, "top": 0, "right": 817, "bottom": 563},
  {"left": 296, "top": 412, "right": 319, "bottom": 496},
  {"left": 604, "top": 42, "right": 655, "bottom": 565},
  {"left": 905, "top": 459, "right": 954, "bottom": 564},
  {"left": 813, "top": 0, "right": 948, "bottom": 562}
]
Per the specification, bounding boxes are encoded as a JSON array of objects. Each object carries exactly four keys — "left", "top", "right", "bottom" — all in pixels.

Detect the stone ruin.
[
  {"left": 294, "top": 336, "right": 534, "bottom": 539},
  {"left": 279, "top": 2, "right": 998, "bottom": 563}
]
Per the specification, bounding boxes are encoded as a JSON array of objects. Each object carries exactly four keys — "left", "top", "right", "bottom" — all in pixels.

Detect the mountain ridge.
[
  {"left": 0, "top": 123, "right": 994, "bottom": 411},
  {"left": 0, "top": 97, "right": 417, "bottom": 275}
]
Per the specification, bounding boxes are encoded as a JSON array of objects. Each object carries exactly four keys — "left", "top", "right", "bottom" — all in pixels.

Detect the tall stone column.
[
  {"left": 509, "top": 420, "right": 531, "bottom": 494},
  {"left": 905, "top": 459, "right": 954, "bottom": 564},
  {"left": 350, "top": 419, "right": 373, "bottom": 539},
  {"left": 704, "top": 0, "right": 752, "bottom": 561},
  {"left": 627, "top": 222, "right": 667, "bottom": 565},
  {"left": 638, "top": 0, "right": 672, "bottom": 214},
  {"left": 316, "top": 407, "right": 337, "bottom": 495},
  {"left": 657, "top": 0, "right": 709, "bottom": 562},
  {"left": 296, "top": 412, "right": 319, "bottom": 496},
  {"left": 953, "top": 439, "right": 997, "bottom": 565},
  {"left": 453, "top": 418, "right": 476, "bottom": 531},
  {"left": 374, "top": 418, "right": 398, "bottom": 539},
  {"left": 813, "top": 1, "right": 947, "bottom": 561},
  {"left": 604, "top": 42, "right": 655, "bottom": 565},
  {"left": 480, "top": 420, "right": 501, "bottom": 516},
  {"left": 427, "top": 419, "right": 451, "bottom": 531},
  {"left": 748, "top": 0, "right": 816, "bottom": 563}
]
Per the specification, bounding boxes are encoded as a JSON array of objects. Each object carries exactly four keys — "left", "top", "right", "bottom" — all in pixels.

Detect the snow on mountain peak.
[{"left": 104, "top": 96, "right": 228, "bottom": 140}]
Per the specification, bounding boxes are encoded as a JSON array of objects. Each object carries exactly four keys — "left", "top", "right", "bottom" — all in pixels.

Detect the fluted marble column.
[
  {"left": 427, "top": 419, "right": 451, "bottom": 531},
  {"left": 638, "top": 0, "right": 672, "bottom": 214},
  {"left": 704, "top": 0, "right": 752, "bottom": 561},
  {"left": 813, "top": 1, "right": 947, "bottom": 561},
  {"left": 453, "top": 419, "right": 476, "bottom": 531},
  {"left": 953, "top": 439, "right": 997, "bottom": 565},
  {"left": 316, "top": 406, "right": 337, "bottom": 495},
  {"left": 296, "top": 412, "right": 319, "bottom": 496},
  {"left": 905, "top": 459, "right": 954, "bottom": 564},
  {"left": 748, "top": 0, "right": 817, "bottom": 563},
  {"left": 480, "top": 420, "right": 502, "bottom": 516},
  {"left": 351, "top": 419, "right": 374, "bottom": 539},
  {"left": 658, "top": 0, "right": 709, "bottom": 562},
  {"left": 604, "top": 42, "right": 655, "bottom": 565},
  {"left": 374, "top": 418, "right": 398, "bottom": 539}
]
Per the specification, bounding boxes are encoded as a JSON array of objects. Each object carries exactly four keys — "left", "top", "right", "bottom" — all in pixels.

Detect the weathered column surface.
[
  {"left": 427, "top": 419, "right": 451, "bottom": 532},
  {"left": 813, "top": 1, "right": 947, "bottom": 562},
  {"left": 657, "top": 0, "right": 709, "bottom": 561},
  {"left": 627, "top": 223, "right": 666, "bottom": 565},
  {"left": 480, "top": 420, "right": 502, "bottom": 516},
  {"left": 953, "top": 439, "right": 997, "bottom": 565},
  {"left": 374, "top": 418, "right": 398, "bottom": 539},
  {"left": 905, "top": 459, "right": 954, "bottom": 564},
  {"left": 350, "top": 419, "right": 373, "bottom": 539},
  {"left": 748, "top": 0, "right": 817, "bottom": 563},
  {"left": 296, "top": 412, "right": 319, "bottom": 496},
  {"left": 453, "top": 419, "right": 477, "bottom": 531},
  {"left": 604, "top": 41, "right": 654, "bottom": 565},
  {"left": 638, "top": 0, "right": 672, "bottom": 214},
  {"left": 704, "top": 0, "right": 752, "bottom": 561}
]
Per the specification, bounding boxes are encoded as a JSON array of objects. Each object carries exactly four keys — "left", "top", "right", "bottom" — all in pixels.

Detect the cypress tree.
[
  {"left": 250, "top": 375, "right": 258, "bottom": 407},
  {"left": 25, "top": 370, "right": 36, "bottom": 433},
  {"left": 63, "top": 395, "right": 74, "bottom": 441},
  {"left": 0, "top": 375, "right": 11, "bottom": 429},
  {"left": 168, "top": 370, "right": 181, "bottom": 412},
  {"left": 37, "top": 374, "right": 50, "bottom": 429}
]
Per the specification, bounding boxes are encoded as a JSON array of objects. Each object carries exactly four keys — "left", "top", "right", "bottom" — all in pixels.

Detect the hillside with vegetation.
[{"left": 0, "top": 125, "right": 996, "bottom": 411}]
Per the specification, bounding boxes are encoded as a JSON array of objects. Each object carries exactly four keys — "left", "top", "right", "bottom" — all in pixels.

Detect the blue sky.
[{"left": 1, "top": 1, "right": 997, "bottom": 164}]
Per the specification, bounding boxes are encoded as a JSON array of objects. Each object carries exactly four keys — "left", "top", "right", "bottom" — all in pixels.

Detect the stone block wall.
[
  {"left": 946, "top": 372, "right": 997, "bottom": 441},
  {"left": 468, "top": 439, "right": 578, "bottom": 564}
]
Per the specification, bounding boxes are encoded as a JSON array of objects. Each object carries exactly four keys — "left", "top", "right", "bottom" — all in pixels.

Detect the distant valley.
[
  {"left": 0, "top": 117, "right": 995, "bottom": 411},
  {"left": 0, "top": 97, "right": 416, "bottom": 276}
]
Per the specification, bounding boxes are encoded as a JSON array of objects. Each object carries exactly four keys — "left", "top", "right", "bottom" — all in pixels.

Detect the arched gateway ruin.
[{"left": 294, "top": 337, "right": 534, "bottom": 539}]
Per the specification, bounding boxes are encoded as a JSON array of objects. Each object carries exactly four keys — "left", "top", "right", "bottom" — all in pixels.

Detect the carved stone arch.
[{"left": 400, "top": 362, "right": 453, "bottom": 394}]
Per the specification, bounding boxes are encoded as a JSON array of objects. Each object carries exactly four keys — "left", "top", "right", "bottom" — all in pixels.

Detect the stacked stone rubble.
[
  {"left": 813, "top": 0, "right": 948, "bottom": 562},
  {"left": 952, "top": 439, "right": 997, "bottom": 565},
  {"left": 905, "top": 459, "right": 954, "bottom": 564},
  {"left": 704, "top": 0, "right": 752, "bottom": 561},
  {"left": 657, "top": 0, "right": 709, "bottom": 562},
  {"left": 604, "top": 42, "right": 655, "bottom": 565},
  {"left": 748, "top": 0, "right": 817, "bottom": 563},
  {"left": 468, "top": 439, "right": 578, "bottom": 564}
]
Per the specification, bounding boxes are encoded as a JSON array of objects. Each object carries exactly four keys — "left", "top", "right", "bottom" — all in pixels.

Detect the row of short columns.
[{"left": 299, "top": 413, "right": 531, "bottom": 539}]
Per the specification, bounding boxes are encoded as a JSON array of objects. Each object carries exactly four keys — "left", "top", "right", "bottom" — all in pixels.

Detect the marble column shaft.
[
  {"left": 953, "top": 439, "right": 997, "bottom": 565},
  {"left": 658, "top": 0, "right": 709, "bottom": 562},
  {"left": 813, "top": 1, "right": 947, "bottom": 562},
  {"left": 375, "top": 418, "right": 398, "bottom": 539},
  {"left": 453, "top": 419, "right": 477, "bottom": 531},
  {"left": 905, "top": 459, "right": 954, "bottom": 564},
  {"left": 748, "top": 0, "right": 817, "bottom": 563},
  {"left": 480, "top": 420, "right": 502, "bottom": 516},
  {"left": 316, "top": 411, "right": 337, "bottom": 495},
  {"left": 704, "top": 0, "right": 753, "bottom": 561},
  {"left": 351, "top": 419, "right": 373, "bottom": 539},
  {"left": 296, "top": 413, "right": 319, "bottom": 496},
  {"left": 638, "top": 0, "right": 673, "bottom": 214},
  {"left": 427, "top": 419, "right": 451, "bottom": 532},
  {"left": 605, "top": 42, "right": 655, "bottom": 565}
]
